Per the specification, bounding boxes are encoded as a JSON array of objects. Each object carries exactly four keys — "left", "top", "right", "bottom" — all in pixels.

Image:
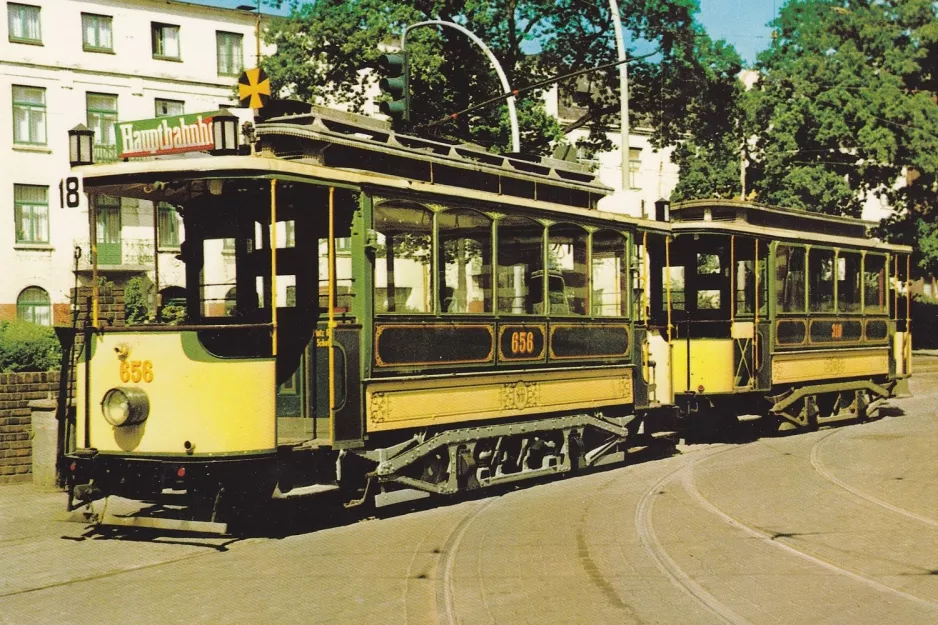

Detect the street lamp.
[
  {"left": 401, "top": 20, "right": 520, "bottom": 153},
  {"left": 68, "top": 124, "right": 94, "bottom": 166},
  {"left": 212, "top": 110, "right": 239, "bottom": 155},
  {"left": 607, "top": 0, "right": 630, "bottom": 192}
]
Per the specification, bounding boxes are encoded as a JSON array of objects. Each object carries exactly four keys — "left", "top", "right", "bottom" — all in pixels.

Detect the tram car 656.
[{"left": 62, "top": 105, "right": 676, "bottom": 531}]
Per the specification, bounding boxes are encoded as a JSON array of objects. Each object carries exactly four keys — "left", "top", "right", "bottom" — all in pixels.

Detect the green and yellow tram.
[
  {"left": 63, "top": 105, "right": 673, "bottom": 528},
  {"left": 662, "top": 199, "right": 912, "bottom": 431}
]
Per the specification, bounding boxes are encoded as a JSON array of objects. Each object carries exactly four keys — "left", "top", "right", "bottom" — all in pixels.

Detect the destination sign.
[{"left": 115, "top": 111, "right": 222, "bottom": 158}]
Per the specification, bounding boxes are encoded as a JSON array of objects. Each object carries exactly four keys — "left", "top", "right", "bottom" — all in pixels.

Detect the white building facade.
[
  {"left": 543, "top": 84, "right": 679, "bottom": 219},
  {"left": 1, "top": 0, "right": 264, "bottom": 324}
]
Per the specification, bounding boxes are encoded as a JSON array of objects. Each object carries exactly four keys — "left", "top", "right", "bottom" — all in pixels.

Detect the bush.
[
  {"left": 125, "top": 276, "right": 150, "bottom": 324},
  {"left": 0, "top": 320, "right": 62, "bottom": 372}
]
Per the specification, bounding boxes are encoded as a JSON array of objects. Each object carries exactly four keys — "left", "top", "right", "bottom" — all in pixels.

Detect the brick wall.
[
  {"left": 0, "top": 372, "right": 60, "bottom": 484},
  {"left": 71, "top": 285, "right": 127, "bottom": 329}
]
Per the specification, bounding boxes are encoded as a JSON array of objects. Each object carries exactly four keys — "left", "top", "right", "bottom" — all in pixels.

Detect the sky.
[{"left": 195, "top": 0, "right": 780, "bottom": 66}]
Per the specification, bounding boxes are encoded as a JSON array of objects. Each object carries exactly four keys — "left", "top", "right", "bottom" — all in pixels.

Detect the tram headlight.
[{"left": 101, "top": 387, "right": 150, "bottom": 427}]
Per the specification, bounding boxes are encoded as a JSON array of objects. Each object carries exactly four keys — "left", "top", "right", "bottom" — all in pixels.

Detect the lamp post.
[
  {"left": 401, "top": 20, "right": 520, "bottom": 154},
  {"left": 67, "top": 124, "right": 94, "bottom": 166},
  {"left": 608, "top": 0, "right": 630, "bottom": 192}
]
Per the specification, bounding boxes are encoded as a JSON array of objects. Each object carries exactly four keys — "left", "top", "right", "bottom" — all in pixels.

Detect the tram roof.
[
  {"left": 75, "top": 153, "right": 671, "bottom": 234},
  {"left": 253, "top": 105, "right": 612, "bottom": 209},
  {"left": 670, "top": 199, "right": 912, "bottom": 253}
]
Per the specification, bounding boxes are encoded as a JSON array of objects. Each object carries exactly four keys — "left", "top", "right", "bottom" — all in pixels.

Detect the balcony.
[{"left": 73, "top": 238, "right": 155, "bottom": 273}]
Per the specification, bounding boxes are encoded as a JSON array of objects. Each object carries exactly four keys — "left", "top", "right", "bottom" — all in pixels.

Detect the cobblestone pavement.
[{"left": 1, "top": 364, "right": 936, "bottom": 624}]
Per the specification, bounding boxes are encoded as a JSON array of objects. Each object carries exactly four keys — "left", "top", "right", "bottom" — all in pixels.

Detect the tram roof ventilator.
[{"left": 254, "top": 101, "right": 611, "bottom": 211}]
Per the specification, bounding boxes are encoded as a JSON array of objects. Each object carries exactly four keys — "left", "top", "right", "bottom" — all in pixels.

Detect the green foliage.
[
  {"left": 124, "top": 276, "right": 150, "bottom": 325},
  {"left": 0, "top": 320, "right": 62, "bottom": 373},
  {"left": 263, "top": 0, "right": 740, "bottom": 155},
  {"left": 674, "top": 0, "right": 938, "bottom": 276},
  {"left": 159, "top": 304, "right": 187, "bottom": 325}
]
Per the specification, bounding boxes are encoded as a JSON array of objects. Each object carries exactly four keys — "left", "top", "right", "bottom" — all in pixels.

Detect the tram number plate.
[
  {"left": 120, "top": 360, "right": 154, "bottom": 383},
  {"left": 831, "top": 323, "right": 843, "bottom": 339},
  {"left": 511, "top": 331, "right": 535, "bottom": 355}
]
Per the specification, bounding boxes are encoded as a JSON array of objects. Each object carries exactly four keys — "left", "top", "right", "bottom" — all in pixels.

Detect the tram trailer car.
[
  {"left": 661, "top": 199, "right": 912, "bottom": 433},
  {"left": 62, "top": 105, "right": 676, "bottom": 529}
]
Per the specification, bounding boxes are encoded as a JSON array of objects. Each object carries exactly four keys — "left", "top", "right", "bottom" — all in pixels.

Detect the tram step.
[
  {"left": 736, "top": 414, "right": 763, "bottom": 423},
  {"left": 271, "top": 483, "right": 340, "bottom": 499},
  {"left": 650, "top": 430, "right": 678, "bottom": 440}
]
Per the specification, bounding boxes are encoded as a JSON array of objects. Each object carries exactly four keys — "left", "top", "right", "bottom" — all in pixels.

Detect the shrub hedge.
[{"left": 0, "top": 320, "right": 62, "bottom": 372}]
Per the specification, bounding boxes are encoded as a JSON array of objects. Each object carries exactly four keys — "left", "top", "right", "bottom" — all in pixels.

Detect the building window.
[
  {"left": 17, "top": 286, "right": 51, "bottom": 326},
  {"left": 151, "top": 22, "right": 180, "bottom": 59},
  {"left": 8, "top": 3, "right": 40, "bottom": 44},
  {"left": 14, "top": 184, "right": 48, "bottom": 244},
  {"left": 628, "top": 148, "right": 641, "bottom": 189},
  {"left": 158, "top": 202, "right": 180, "bottom": 248},
  {"left": 216, "top": 31, "right": 243, "bottom": 76},
  {"left": 155, "top": 98, "right": 184, "bottom": 117},
  {"left": 12, "top": 85, "right": 45, "bottom": 145},
  {"left": 81, "top": 13, "right": 112, "bottom": 52},
  {"left": 87, "top": 93, "right": 117, "bottom": 162}
]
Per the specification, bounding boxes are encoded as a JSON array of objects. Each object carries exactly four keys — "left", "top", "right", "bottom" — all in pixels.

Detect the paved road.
[{"left": 1, "top": 367, "right": 937, "bottom": 624}]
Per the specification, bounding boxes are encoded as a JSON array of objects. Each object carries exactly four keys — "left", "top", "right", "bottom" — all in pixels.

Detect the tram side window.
[
  {"left": 776, "top": 245, "right": 805, "bottom": 313},
  {"left": 374, "top": 203, "right": 433, "bottom": 314},
  {"left": 663, "top": 266, "right": 685, "bottom": 311},
  {"left": 735, "top": 242, "right": 768, "bottom": 316},
  {"left": 547, "top": 224, "right": 588, "bottom": 315},
  {"left": 809, "top": 249, "right": 836, "bottom": 313},
  {"left": 201, "top": 237, "right": 240, "bottom": 318},
  {"left": 438, "top": 208, "right": 492, "bottom": 313},
  {"left": 496, "top": 215, "right": 543, "bottom": 314},
  {"left": 696, "top": 253, "right": 721, "bottom": 310},
  {"left": 837, "top": 251, "right": 861, "bottom": 312},
  {"left": 318, "top": 236, "right": 353, "bottom": 312},
  {"left": 864, "top": 254, "right": 886, "bottom": 314},
  {"left": 592, "top": 230, "right": 628, "bottom": 317}
]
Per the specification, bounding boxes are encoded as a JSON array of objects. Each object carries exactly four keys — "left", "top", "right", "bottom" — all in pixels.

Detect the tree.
[
  {"left": 262, "top": 0, "right": 741, "bottom": 156},
  {"left": 673, "top": 0, "right": 938, "bottom": 276}
]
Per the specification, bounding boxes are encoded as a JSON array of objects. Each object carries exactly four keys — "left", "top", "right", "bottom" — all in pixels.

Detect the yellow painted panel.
[
  {"left": 670, "top": 339, "right": 735, "bottom": 394},
  {"left": 76, "top": 332, "right": 276, "bottom": 455},
  {"left": 771, "top": 348, "right": 889, "bottom": 384},
  {"left": 366, "top": 367, "right": 634, "bottom": 432}
]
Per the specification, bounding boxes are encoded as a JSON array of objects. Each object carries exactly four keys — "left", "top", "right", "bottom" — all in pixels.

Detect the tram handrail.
[{"left": 93, "top": 322, "right": 274, "bottom": 333}]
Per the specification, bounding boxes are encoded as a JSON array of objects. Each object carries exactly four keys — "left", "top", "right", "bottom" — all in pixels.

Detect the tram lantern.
[
  {"left": 211, "top": 110, "right": 240, "bottom": 155},
  {"left": 68, "top": 124, "right": 94, "bottom": 166},
  {"left": 377, "top": 52, "right": 410, "bottom": 125}
]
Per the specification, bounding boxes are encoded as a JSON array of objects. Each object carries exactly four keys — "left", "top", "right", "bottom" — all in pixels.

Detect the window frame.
[
  {"left": 154, "top": 98, "right": 184, "bottom": 118},
  {"left": 808, "top": 246, "right": 837, "bottom": 314},
  {"left": 13, "top": 183, "right": 49, "bottom": 244},
  {"left": 590, "top": 229, "right": 630, "bottom": 318},
  {"left": 216, "top": 30, "right": 243, "bottom": 77},
  {"left": 438, "top": 207, "right": 493, "bottom": 315},
  {"left": 12, "top": 84, "right": 46, "bottom": 146},
  {"left": 775, "top": 243, "right": 807, "bottom": 314},
  {"left": 81, "top": 12, "right": 112, "bottom": 52},
  {"left": 8, "top": 2, "right": 41, "bottom": 44},
  {"left": 16, "top": 286, "right": 51, "bottom": 326},
  {"left": 157, "top": 202, "right": 180, "bottom": 249},
  {"left": 151, "top": 22, "right": 181, "bottom": 60},
  {"left": 863, "top": 253, "right": 888, "bottom": 315}
]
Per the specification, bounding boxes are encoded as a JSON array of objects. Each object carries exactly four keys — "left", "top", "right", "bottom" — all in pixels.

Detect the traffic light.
[{"left": 377, "top": 52, "right": 410, "bottom": 124}]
